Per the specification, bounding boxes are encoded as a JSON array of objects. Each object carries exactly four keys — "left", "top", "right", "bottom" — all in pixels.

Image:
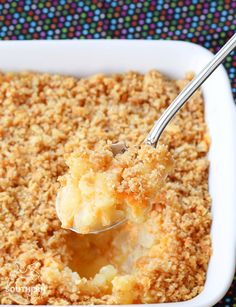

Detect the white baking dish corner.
[{"left": 0, "top": 40, "right": 235, "bottom": 307}]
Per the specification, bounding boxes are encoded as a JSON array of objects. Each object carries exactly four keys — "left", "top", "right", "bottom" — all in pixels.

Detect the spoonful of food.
[{"left": 56, "top": 33, "right": 236, "bottom": 235}]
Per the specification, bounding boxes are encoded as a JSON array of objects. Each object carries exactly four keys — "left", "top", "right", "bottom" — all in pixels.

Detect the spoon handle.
[{"left": 146, "top": 33, "right": 236, "bottom": 147}]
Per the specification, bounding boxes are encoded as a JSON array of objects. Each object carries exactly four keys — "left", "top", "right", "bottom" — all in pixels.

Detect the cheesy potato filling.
[{"left": 56, "top": 144, "right": 172, "bottom": 233}]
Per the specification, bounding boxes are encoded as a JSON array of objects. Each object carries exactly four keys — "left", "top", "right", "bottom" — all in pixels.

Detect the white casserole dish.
[{"left": 0, "top": 40, "right": 235, "bottom": 307}]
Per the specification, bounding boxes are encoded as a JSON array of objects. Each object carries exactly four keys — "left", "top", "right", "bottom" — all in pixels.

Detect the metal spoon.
[{"left": 57, "top": 33, "right": 236, "bottom": 234}]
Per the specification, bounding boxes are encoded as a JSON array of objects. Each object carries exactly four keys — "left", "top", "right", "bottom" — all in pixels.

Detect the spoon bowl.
[{"left": 56, "top": 191, "right": 127, "bottom": 234}]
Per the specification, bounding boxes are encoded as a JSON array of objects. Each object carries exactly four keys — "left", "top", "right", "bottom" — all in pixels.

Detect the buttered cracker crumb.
[{"left": 0, "top": 70, "right": 211, "bottom": 305}]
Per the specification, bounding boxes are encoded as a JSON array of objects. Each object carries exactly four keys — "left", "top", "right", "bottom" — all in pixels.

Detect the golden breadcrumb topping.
[
  {"left": 0, "top": 70, "right": 211, "bottom": 305},
  {"left": 56, "top": 144, "right": 173, "bottom": 233}
]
